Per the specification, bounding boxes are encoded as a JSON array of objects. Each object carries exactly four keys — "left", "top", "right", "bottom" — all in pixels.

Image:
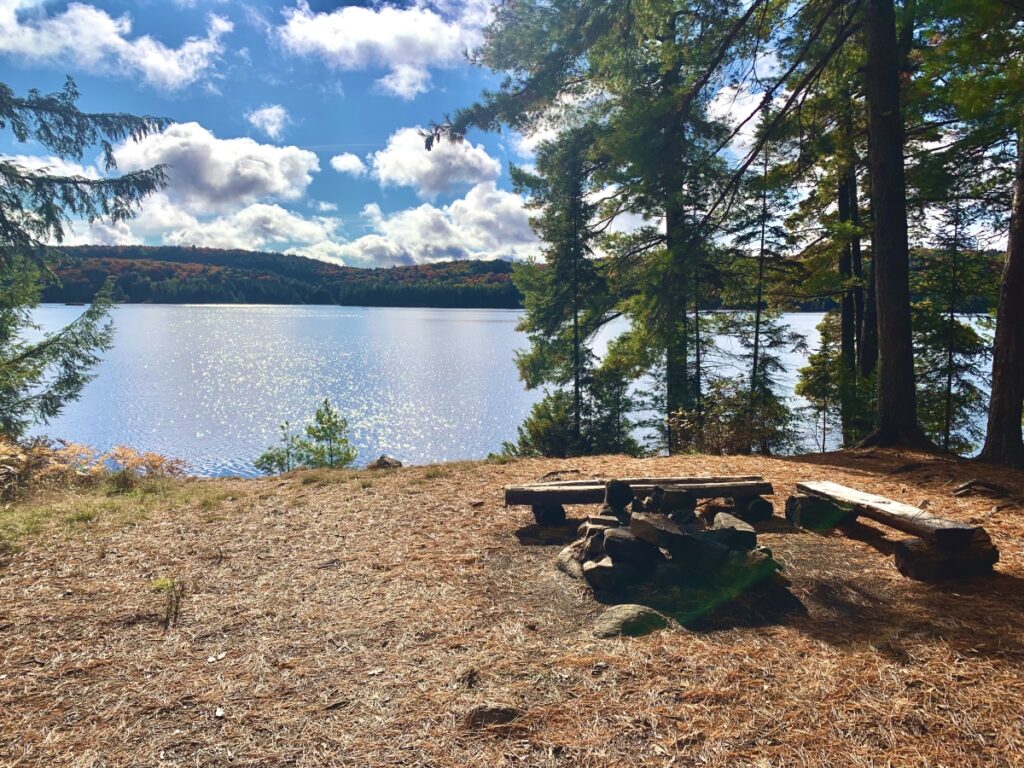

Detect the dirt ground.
[{"left": 1, "top": 449, "right": 1023, "bottom": 767}]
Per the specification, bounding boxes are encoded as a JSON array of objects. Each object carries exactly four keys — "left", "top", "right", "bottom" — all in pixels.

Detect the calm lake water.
[{"left": 31, "top": 304, "right": 827, "bottom": 476}]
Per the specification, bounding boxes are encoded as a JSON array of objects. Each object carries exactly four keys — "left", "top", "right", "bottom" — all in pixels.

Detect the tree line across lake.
[{"left": 44, "top": 246, "right": 523, "bottom": 309}]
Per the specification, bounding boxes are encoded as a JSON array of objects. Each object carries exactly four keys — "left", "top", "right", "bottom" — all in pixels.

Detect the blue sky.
[{"left": 1, "top": 0, "right": 549, "bottom": 266}]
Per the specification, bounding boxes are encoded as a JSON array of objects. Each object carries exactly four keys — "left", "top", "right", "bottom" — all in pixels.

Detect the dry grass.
[{"left": 1, "top": 450, "right": 1023, "bottom": 767}]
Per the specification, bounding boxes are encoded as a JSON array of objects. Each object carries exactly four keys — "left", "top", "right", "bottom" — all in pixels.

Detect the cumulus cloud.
[
  {"left": 163, "top": 203, "right": 338, "bottom": 251},
  {"left": 245, "top": 105, "right": 290, "bottom": 140},
  {"left": 330, "top": 152, "right": 368, "bottom": 177},
  {"left": 328, "top": 181, "right": 537, "bottom": 266},
  {"left": 370, "top": 127, "right": 501, "bottom": 198},
  {"left": 113, "top": 122, "right": 319, "bottom": 212},
  {"left": 276, "top": 0, "right": 488, "bottom": 99},
  {"left": 0, "top": 1, "right": 232, "bottom": 90}
]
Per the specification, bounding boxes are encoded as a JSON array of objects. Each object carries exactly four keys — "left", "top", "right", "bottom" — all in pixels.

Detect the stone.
[
  {"left": 603, "top": 527, "right": 659, "bottom": 566},
  {"left": 587, "top": 514, "right": 622, "bottom": 527},
  {"left": 577, "top": 521, "right": 612, "bottom": 541},
  {"left": 733, "top": 495, "right": 774, "bottom": 523},
  {"left": 784, "top": 494, "right": 851, "bottom": 530},
  {"left": 556, "top": 541, "right": 586, "bottom": 580},
  {"left": 630, "top": 513, "right": 731, "bottom": 576},
  {"left": 592, "top": 604, "right": 669, "bottom": 638},
  {"left": 582, "top": 556, "right": 643, "bottom": 591},
  {"left": 582, "top": 530, "right": 606, "bottom": 561},
  {"left": 668, "top": 531, "right": 733, "bottom": 575},
  {"left": 463, "top": 704, "right": 524, "bottom": 728},
  {"left": 709, "top": 512, "right": 757, "bottom": 551},
  {"left": 366, "top": 454, "right": 402, "bottom": 470},
  {"left": 629, "top": 511, "right": 685, "bottom": 549}
]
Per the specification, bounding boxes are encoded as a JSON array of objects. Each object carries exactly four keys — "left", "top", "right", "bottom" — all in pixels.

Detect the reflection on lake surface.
[{"left": 32, "top": 304, "right": 828, "bottom": 476}]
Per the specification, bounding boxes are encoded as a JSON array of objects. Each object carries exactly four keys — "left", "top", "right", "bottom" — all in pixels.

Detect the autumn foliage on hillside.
[{"left": 44, "top": 246, "right": 522, "bottom": 308}]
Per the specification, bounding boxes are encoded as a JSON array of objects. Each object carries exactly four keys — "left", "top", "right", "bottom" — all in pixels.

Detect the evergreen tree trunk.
[
  {"left": 848, "top": 167, "right": 865, "bottom": 357},
  {"left": 837, "top": 174, "right": 858, "bottom": 445},
  {"left": 859, "top": 252, "right": 879, "bottom": 377},
  {"left": 942, "top": 197, "right": 960, "bottom": 452},
  {"left": 664, "top": 201, "right": 690, "bottom": 453},
  {"left": 978, "top": 127, "right": 1024, "bottom": 468},
  {"left": 858, "top": 0, "right": 931, "bottom": 448},
  {"left": 571, "top": 194, "right": 583, "bottom": 445}
]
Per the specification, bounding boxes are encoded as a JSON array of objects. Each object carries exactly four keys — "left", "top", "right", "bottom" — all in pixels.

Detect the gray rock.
[
  {"left": 603, "top": 527, "right": 659, "bottom": 565},
  {"left": 582, "top": 556, "right": 643, "bottom": 591},
  {"left": 582, "top": 531, "right": 605, "bottom": 561},
  {"left": 577, "top": 520, "right": 614, "bottom": 539},
  {"left": 592, "top": 604, "right": 669, "bottom": 638},
  {"left": 556, "top": 541, "right": 586, "bottom": 580},
  {"left": 366, "top": 455, "right": 402, "bottom": 470},
  {"left": 709, "top": 512, "right": 757, "bottom": 551},
  {"left": 629, "top": 511, "right": 685, "bottom": 549}
]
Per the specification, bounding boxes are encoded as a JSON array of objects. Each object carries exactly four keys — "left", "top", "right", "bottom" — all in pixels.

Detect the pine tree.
[{"left": 0, "top": 79, "right": 168, "bottom": 438}]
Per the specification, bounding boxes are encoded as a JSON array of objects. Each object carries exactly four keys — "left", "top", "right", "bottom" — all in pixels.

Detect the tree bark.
[
  {"left": 978, "top": 128, "right": 1024, "bottom": 468},
  {"left": 664, "top": 201, "right": 690, "bottom": 453},
  {"left": 837, "top": 174, "right": 858, "bottom": 445},
  {"left": 858, "top": 0, "right": 931, "bottom": 448}
]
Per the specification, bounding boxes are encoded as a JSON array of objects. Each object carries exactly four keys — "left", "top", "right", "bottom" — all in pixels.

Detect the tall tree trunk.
[
  {"left": 978, "top": 127, "right": 1024, "bottom": 468},
  {"left": 942, "top": 196, "right": 960, "bottom": 452},
  {"left": 837, "top": 174, "right": 858, "bottom": 445},
  {"left": 751, "top": 154, "right": 768, "bottom": 396},
  {"left": 849, "top": 167, "right": 867, "bottom": 364},
  {"left": 664, "top": 201, "right": 690, "bottom": 453},
  {"left": 859, "top": 253, "right": 879, "bottom": 376},
  {"left": 858, "top": 0, "right": 931, "bottom": 448},
  {"left": 570, "top": 179, "right": 583, "bottom": 445}
]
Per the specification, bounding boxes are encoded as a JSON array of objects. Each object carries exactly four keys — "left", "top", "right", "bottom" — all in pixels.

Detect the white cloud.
[
  {"left": 276, "top": 0, "right": 488, "bottom": 99},
  {"left": 708, "top": 83, "right": 772, "bottom": 156},
  {"left": 370, "top": 127, "right": 501, "bottom": 199},
  {"left": 332, "top": 181, "right": 537, "bottom": 266},
  {"left": 245, "top": 105, "right": 290, "bottom": 140},
  {"left": 330, "top": 152, "right": 368, "bottom": 177},
  {"left": 315, "top": 201, "right": 338, "bottom": 212},
  {"left": 374, "top": 64, "right": 432, "bottom": 99},
  {"left": 509, "top": 126, "right": 560, "bottom": 160},
  {"left": 113, "top": 122, "right": 320, "bottom": 212},
  {"left": 1, "top": 154, "right": 101, "bottom": 179},
  {"left": 0, "top": 2, "right": 232, "bottom": 90},
  {"left": 164, "top": 203, "right": 339, "bottom": 251}
]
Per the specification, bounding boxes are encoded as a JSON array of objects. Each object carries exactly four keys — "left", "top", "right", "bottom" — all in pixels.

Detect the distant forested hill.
[{"left": 42, "top": 246, "right": 523, "bottom": 308}]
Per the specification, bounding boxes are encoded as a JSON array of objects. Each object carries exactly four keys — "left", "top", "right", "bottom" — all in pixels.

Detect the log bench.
[
  {"left": 791, "top": 480, "right": 999, "bottom": 580},
  {"left": 504, "top": 476, "right": 775, "bottom": 526}
]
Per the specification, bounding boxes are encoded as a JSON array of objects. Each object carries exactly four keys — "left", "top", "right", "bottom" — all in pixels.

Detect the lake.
[{"left": 31, "top": 304, "right": 827, "bottom": 476}]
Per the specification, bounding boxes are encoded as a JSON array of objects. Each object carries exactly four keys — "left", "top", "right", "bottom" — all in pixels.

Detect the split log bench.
[
  {"left": 790, "top": 480, "right": 999, "bottom": 581},
  {"left": 504, "top": 476, "right": 775, "bottom": 526}
]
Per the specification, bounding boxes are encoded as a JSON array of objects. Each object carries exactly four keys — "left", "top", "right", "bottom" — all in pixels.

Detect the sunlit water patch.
[{"left": 30, "top": 304, "right": 842, "bottom": 476}]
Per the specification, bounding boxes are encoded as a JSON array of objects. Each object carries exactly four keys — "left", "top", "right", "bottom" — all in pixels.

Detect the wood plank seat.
[
  {"left": 795, "top": 480, "right": 982, "bottom": 548},
  {"left": 529, "top": 475, "right": 765, "bottom": 487},
  {"left": 504, "top": 478, "right": 774, "bottom": 507}
]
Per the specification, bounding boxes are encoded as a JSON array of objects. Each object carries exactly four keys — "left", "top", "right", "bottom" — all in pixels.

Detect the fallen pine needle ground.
[{"left": 1, "top": 449, "right": 1023, "bottom": 767}]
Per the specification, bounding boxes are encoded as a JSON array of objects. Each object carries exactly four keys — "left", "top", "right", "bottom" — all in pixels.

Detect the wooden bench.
[
  {"left": 791, "top": 480, "right": 998, "bottom": 580},
  {"left": 505, "top": 476, "right": 775, "bottom": 526}
]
